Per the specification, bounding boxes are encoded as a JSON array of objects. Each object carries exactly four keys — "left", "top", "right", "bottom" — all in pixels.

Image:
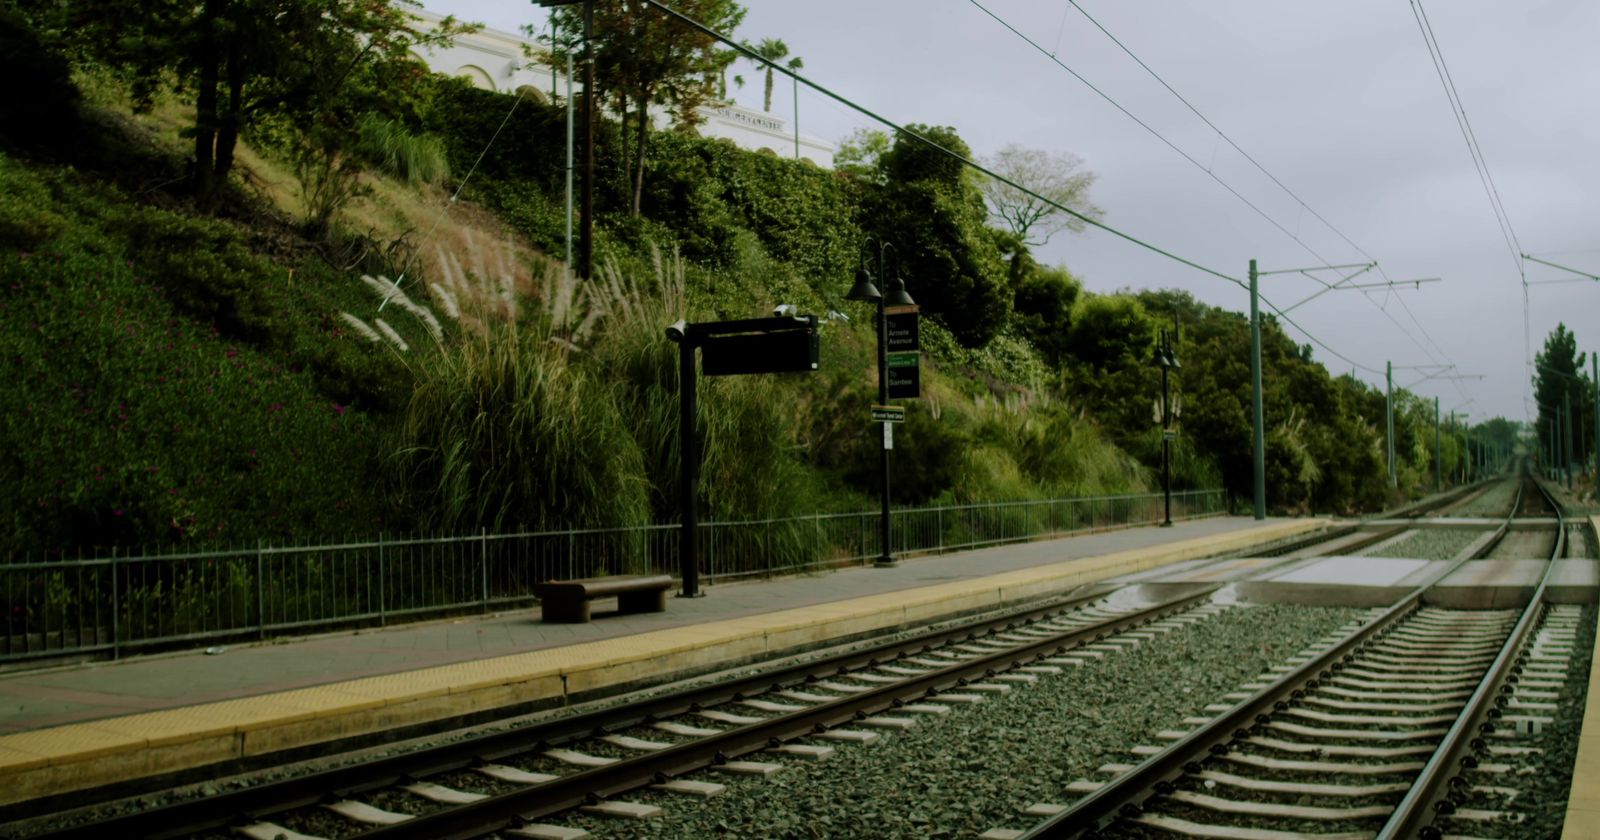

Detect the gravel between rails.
[
  {"left": 561, "top": 603, "right": 1362, "bottom": 840},
  {"left": 1357, "top": 528, "right": 1484, "bottom": 559},
  {"left": 1454, "top": 481, "right": 1517, "bottom": 516},
  {"left": 1494, "top": 604, "right": 1596, "bottom": 840}
]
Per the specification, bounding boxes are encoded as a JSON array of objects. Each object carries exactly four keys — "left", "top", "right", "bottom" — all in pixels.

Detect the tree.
[
  {"left": 834, "top": 127, "right": 891, "bottom": 184},
  {"left": 1533, "top": 323, "right": 1588, "bottom": 470},
  {"left": 866, "top": 125, "right": 1011, "bottom": 347},
  {"left": 744, "top": 37, "right": 800, "bottom": 113},
  {"left": 43, "top": 0, "right": 468, "bottom": 210},
  {"left": 551, "top": 0, "right": 745, "bottom": 216},
  {"left": 980, "top": 144, "right": 1101, "bottom": 246}
]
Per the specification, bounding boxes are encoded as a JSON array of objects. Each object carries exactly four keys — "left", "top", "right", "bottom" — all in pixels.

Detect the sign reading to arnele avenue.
[
  {"left": 884, "top": 305, "right": 920, "bottom": 399},
  {"left": 885, "top": 306, "right": 919, "bottom": 353}
]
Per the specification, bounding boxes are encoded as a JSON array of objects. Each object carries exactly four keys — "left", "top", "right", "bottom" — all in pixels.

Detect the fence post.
[
  {"left": 480, "top": 527, "right": 490, "bottom": 613},
  {"left": 378, "top": 533, "right": 386, "bottom": 627},
  {"left": 255, "top": 539, "right": 266, "bottom": 640},
  {"left": 936, "top": 506, "right": 944, "bottom": 554},
  {"left": 110, "top": 548, "right": 120, "bottom": 661}
]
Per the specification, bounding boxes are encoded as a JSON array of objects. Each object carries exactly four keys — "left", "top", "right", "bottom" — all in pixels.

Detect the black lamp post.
[
  {"left": 1153, "top": 327, "right": 1180, "bottom": 527},
  {"left": 847, "top": 239, "right": 913, "bottom": 568}
]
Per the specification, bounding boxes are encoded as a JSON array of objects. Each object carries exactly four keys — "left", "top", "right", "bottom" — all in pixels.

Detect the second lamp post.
[{"left": 848, "top": 239, "right": 915, "bottom": 567}]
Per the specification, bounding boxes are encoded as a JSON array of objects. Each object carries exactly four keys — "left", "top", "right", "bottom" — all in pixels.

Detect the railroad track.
[
  {"left": 19, "top": 586, "right": 1237, "bottom": 840},
  {"left": 1020, "top": 474, "right": 1571, "bottom": 839},
  {"left": 5, "top": 484, "right": 1507, "bottom": 840}
]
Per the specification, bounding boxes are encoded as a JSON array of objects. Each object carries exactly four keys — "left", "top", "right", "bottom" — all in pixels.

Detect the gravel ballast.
[
  {"left": 561, "top": 602, "right": 1362, "bottom": 840},
  {"left": 1358, "top": 528, "right": 1484, "bottom": 559}
]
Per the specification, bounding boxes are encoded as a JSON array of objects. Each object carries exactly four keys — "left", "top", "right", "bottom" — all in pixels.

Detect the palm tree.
[{"left": 746, "top": 37, "right": 799, "bottom": 113}]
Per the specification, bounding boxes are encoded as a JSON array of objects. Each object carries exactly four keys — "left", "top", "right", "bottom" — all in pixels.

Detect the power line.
[
  {"left": 1406, "top": 0, "right": 1524, "bottom": 417},
  {"left": 644, "top": 0, "right": 1395, "bottom": 382},
  {"left": 644, "top": 0, "right": 1241, "bottom": 288},
  {"left": 965, "top": 0, "right": 1344, "bottom": 271},
  {"left": 973, "top": 0, "right": 1468, "bottom": 390},
  {"left": 1064, "top": 0, "right": 1475, "bottom": 398},
  {"left": 1411, "top": 0, "right": 1524, "bottom": 270},
  {"left": 1062, "top": 0, "right": 1377, "bottom": 268}
]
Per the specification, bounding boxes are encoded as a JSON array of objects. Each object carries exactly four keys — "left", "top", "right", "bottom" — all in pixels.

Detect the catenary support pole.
[
  {"left": 1593, "top": 353, "right": 1598, "bottom": 481},
  {"left": 580, "top": 0, "right": 594, "bottom": 280},
  {"left": 1386, "top": 361, "right": 1396, "bottom": 488},
  {"left": 1434, "top": 396, "right": 1441, "bottom": 492},
  {"left": 1250, "top": 259, "right": 1265, "bottom": 520},
  {"left": 564, "top": 50, "right": 574, "bottom": 271},
  {"left": 1566, "top": 389, "right": 1575, "bottom": 490}
]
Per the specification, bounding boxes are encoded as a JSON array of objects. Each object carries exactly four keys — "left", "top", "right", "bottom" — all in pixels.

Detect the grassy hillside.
[{"left": 0, "top": 69, "right": 1168, "bottom": 560}]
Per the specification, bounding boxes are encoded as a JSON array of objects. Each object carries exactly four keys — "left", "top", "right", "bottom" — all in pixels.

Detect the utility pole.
[
  {"left": 550, "top": 0, "right": 601, "bottom": 281},
  {"left": 1593, "top": 353, "right": 1598, "bottom": 482},
  {"left": 1386, "top": 361, "right": 1396, "bottom": 488},
  {"left": 1565, "top": 389, "right": 1575, "bottom": 490},
  {"left": 580, "top": 0, "right": 594, "bottom": 280},
  {"left": 1247, "top": 259, "right": 1406, "bottom": 518},
  {"left": 1440, "top": 398, "right": 1452, "bottom": 496},
  {"left": 1249, "top": 259, "right": 1265, "bottom": 520}
]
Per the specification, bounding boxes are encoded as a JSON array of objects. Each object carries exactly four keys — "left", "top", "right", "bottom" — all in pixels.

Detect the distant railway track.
[{"left": 1018, "top": 473, "right": 1572, "bottom": 839}]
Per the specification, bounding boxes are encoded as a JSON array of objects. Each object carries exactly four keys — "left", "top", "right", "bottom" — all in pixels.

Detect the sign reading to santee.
[{"left": 886, "top": 351, "right": 920, "bottom": 399}]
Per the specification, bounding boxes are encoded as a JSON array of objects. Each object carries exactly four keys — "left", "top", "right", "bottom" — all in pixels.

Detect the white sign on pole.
[{"left": 883, "top": 421, "right": 894, "bottom": 450}]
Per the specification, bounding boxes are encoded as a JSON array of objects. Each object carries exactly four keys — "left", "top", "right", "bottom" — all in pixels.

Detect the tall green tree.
[
  {"left": 743, "top": 37, "right": 800, "bottom": 113},
  {"left": 45, "top": 0, "right": 468, "bottom": 210},
  {"left": 1534, "top": 323, "right": 1588, "bottom": 470},
  {"left": 862, "top": 125, "right": 1010, "bottom": 347},
  {"left": 551, "top": 0, "right": 746, "bottom": 216}
]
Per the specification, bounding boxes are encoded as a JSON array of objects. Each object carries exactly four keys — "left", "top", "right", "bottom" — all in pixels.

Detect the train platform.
[{"left": 0, "top": 515, "right": 1325, "bottom": 808}]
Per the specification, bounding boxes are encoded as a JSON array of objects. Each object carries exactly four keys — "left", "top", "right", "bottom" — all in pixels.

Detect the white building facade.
[{"left": 412, "top": 10, "right": 835, "bottom": 167}]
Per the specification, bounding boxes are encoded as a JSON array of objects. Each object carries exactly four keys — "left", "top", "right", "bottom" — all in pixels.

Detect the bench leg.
[
  {"left": 542, "top": 598, "right": 591, "bottom": 623},
  {"left": 617, "top": 588, "right": 667, "bottom": 615}
]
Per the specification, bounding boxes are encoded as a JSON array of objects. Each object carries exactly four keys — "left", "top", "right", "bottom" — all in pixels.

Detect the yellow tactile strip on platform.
[
  {"left": 0, "top": 518, "right": 1324, "bottom": 805},
  {"left": 1561, "top": 517, "right": 1600, "bottom": 839}
]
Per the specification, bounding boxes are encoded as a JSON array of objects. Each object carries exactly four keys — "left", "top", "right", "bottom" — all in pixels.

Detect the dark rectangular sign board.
[
  {"left": 886, "top": 309, "right": 919, "bottom": 352},
  {"left": 701, "top": 329, "right": 819, "bottom": 376},
  {"left": 886, "top": 351, "right": 920, "bottom": 399}
]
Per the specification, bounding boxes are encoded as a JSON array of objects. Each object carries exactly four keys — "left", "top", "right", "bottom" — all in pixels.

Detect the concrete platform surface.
[
  {"left": 0, "top": 516, "right": 1325, "bottom": 805},
  {"left": 1562, "top": 516, "right": 1600, "bottom": 839}
]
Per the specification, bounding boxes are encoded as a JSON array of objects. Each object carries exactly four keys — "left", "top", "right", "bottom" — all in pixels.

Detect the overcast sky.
[{"left": 425, "top": 0, "right": 1599, "bottom": 424}]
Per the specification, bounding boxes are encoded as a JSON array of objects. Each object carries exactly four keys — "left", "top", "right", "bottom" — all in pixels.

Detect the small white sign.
[{"left": 883, "top": 421, "right": 894, "bottom": 450}]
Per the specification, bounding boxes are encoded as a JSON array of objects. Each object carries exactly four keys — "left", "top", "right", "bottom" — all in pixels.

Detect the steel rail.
[
  {"left": 350, "top": 588, "right": 1223, "bottom": 840},
  {"left": 27, "top": 584, "right": 1221, "bottom": 840},
  {"left": 1019, "top": 476, "right": 1528, "bottom": 838},
  {"left": 19, "top": 489, "right": 1472, "bottom": 839},
  {"left": 1377, "top": 476, "right": 1566, "bottom": 839},
  {"left": 20, "top": 583, "right": 1109, "bottom": 838}
]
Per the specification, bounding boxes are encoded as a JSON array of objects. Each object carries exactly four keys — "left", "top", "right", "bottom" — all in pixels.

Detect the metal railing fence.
[{"left": 2, "top": 489, "right": 1224, "bottom": 663}]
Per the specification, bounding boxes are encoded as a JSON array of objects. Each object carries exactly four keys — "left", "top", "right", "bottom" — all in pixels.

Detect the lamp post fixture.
[
  {"left": 1152, "top": 327, "right": 1180, "bottom": 527},
  {"left": 847, "top": 239, "right": 914, "bottom": 568}
]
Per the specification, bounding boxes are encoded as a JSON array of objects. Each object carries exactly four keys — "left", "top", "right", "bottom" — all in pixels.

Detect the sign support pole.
[
  {"left": 1249, "top": 259, "right": 1265, "bottom": 520},
  {"left": 875, "top": 294, "right": 895, "bottom": 568},
  {"left": 677, "top": 335, "right": 702, "bottom": 597}
]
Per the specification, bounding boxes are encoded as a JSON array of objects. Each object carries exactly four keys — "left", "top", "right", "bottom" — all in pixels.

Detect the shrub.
[{"left": 355, "top": 114, "right": 450, "bottom": 186}]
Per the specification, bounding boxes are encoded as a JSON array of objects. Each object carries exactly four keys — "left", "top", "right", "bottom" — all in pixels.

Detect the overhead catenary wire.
[
  {"left": 966, "top": 0, "right": 1344, "bottom": 272},
  {"left": 975, "top": 0, "right": 1462, "bottom": 390},
  {"left": 1406, "top": 0, "right": 1526, "bottom": 415},
  {"left": 1073, "top": 0, "right": 1478, "bottom": 401},
  {"left": 642, "top": 0, "right": 1392, "bottom": 380},
  {"left": 382, "top": 87, "right": 528, "bottom": 306}
]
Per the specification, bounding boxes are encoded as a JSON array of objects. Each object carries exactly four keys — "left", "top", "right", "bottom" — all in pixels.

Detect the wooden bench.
[{"left": 531, "top": 575, "right": 674, "bottom": 623}]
